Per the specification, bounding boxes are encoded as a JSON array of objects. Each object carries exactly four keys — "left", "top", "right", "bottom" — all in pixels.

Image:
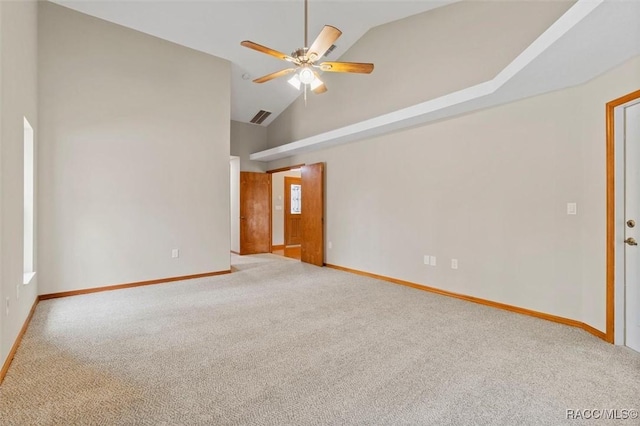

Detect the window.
[
  {"left": 290, "top": 184, "right": 301, "bottom": 214},
  {"left": 23, "top": 117, "right": 35, "bottom": 284}
]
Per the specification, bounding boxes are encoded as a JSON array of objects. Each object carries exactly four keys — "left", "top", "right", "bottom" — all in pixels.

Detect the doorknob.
[
  {"left": 240, "top": 216, "right": 246, "bottom": 220},
  {"left": 624, "top": 237, "right": 638, "bottom": 246},
  {"left": 627, "top": 220, "right": 636, "bottom": 228}
]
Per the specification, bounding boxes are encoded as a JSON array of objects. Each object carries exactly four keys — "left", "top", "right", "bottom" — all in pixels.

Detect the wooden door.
[
  {"left": 301, "top": 163, "right": 324, "bottom": 266},
  {"left": 284, "top": 176, "right": 302, "bottom": 246},
  {"left": 240, "top": 172, "right": 271, "bottom": 255}
]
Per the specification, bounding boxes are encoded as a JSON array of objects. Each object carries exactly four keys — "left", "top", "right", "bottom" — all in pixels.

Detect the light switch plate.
[
  {"left": 275, "top": 205, "right": 282, "bottom": 211},
  {"left": 171, "top": 249, "right": 179, "bottom": 258},
  {"left": 423, "top": 255, "right": 430, "bottom": 265},
  {"left": 567, "top": 203, "right": 577, "bottom": 215},
  {"left": 451, "top": 259, "right": 458, "bottom": 269},
  {"left": 430, "top": 256, "right": 437, "bottom": 266}
]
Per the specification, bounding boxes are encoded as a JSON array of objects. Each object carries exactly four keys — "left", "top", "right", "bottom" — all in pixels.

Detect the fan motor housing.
[{"left": 292, "top": 47, "right": 310, "bottom": 62}]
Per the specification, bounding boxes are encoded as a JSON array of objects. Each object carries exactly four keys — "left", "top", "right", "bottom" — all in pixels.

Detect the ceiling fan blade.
[
  {"left": 312, "top": 83, "right": 328, "bottom": 94},
  {"left": 319, "top": 61, "right": 374, "bottom": 74},
  {"left": 253, "top": 68, "right": 296, "bottom": 84},
  {"left": 241, "top": 41, "right": 297, "bottom": 63},
  {"left": 307, "top": 25, "right": 342, "bottom": 62}
]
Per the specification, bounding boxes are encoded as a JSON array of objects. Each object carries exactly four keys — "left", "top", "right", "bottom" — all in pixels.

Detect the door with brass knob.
[{"left": 623, "top": 101, "right": 640, "bottom": 353}]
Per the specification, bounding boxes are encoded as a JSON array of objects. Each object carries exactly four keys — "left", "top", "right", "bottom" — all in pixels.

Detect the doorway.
[
  {"left": 230, "top": 157, "right": 240, "bottom": 255},
  {"left": 285, "top": 176, "right": 302, "bottom": 246},
  {"left": 609, "top": 89, "right": 640, "bottom": 352},
  {"left": 234, "top": 163, "right": 325, "bottom": 267},
  {"left": 272, "top": 169, "right": 302, "bottom": 260}
]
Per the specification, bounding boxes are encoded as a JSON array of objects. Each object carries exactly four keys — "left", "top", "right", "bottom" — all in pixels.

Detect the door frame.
[
  {"left": 267, "top": 164, "right": 305, "bottom": 253},
  {"left": 606, "top": 89, "right": 640, "bottom": 344},
  {"left": 230, "top": 156, "right": 241, "bottom": 255}
]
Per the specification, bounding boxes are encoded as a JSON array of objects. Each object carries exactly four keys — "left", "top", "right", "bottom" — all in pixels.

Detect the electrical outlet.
[
  {"left": 171, "top": 249, "right": 179, "bottom": 258},
  {"left": 430, "top": 256, "right": 437, "bottom": 266},
  {"left": 328, "top": 241, "right": 332, "bottom": 249},
  {"left": 424, "top": 255, "right": 430, "bottom": 265},
  {"left": 451, "top": 259, "right": 459, "bottom": 270},
  {"left": 5, "top": 298, "right": 9, "bottom": 316}
]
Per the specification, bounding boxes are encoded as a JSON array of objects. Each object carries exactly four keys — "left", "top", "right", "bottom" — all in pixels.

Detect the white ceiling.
[{"left": 51, "top": 0, "right": 457, "bottom": 126}]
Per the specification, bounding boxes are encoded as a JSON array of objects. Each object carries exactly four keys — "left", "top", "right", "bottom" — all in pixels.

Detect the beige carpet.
[{"left": 1, "top": 254, "right": 639, "bottom": 425}]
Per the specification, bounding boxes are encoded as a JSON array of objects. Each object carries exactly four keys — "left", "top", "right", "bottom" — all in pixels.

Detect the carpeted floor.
[{"left": 1, "top": 254, "right": 639, "bottom": 425}]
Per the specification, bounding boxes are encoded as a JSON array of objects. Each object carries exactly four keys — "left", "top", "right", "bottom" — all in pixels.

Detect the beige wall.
[
  {"left": 230, "top": 120, "right": 268, "bottom": 172},
  {"left": 267, "top": 0, "right": 573, "bottom": 147},
  {"left": 267, "top": 55, "right": 640, "bottom": 333},
  {"left": 230, "top": 121, "right": 268, "bottom": 252},
  {"left": 272, "top": 170, "right": 301, "bottom": 246},
  {"left": 38, "top": 3, "right": 231, "bottom": 294},
  {"left": 0, "top": 0, "right": 39, "bottom": 369}
]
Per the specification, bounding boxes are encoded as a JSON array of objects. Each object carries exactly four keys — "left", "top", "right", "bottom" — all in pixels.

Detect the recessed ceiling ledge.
[{"left": 250, "top": 0, "right": 605, "bottom": 162}]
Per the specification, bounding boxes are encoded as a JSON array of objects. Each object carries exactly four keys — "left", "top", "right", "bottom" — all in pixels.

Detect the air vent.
[
  {"left": 250, "top": 110, "right": 272, "bottom": 125},
  {"left": 324, "top": 44, "right": 337, "bottom": 57}
]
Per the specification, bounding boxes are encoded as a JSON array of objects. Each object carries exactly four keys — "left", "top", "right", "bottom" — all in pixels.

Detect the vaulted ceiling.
[
  {"left": 51, "top": 0, "right": 458, "bottom": 126},
  {"left": 249, "top": 0, "right": 640, "bottom": 160}
]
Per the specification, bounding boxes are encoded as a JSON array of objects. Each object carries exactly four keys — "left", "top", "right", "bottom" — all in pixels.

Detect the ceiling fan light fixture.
[
  {"left": 310, "top": 76, "right": 323, "bottom": 90},
  {"left": 288, "top": 74, "right": 302, "bottom": 90},
  {"left": 241, "top": 0, "right": 373, "bottom": 97},
  {"left": 299, "top": 67, "right": 315, "bottom": 85}
]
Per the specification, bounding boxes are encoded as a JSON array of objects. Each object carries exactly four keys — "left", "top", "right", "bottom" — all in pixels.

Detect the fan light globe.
[
  {"left": 299, "top": 68, "right": 315, "bottom": 85},
  {"left": 310, "top": 77, "right": 323, "bottom": 90},
  {"left": 288, "top": 74, "right": 302, "bottom": 90}
]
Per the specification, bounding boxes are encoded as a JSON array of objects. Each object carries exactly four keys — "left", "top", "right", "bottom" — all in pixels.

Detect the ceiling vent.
[
  {"left": 324, "top": 44, "right": 337, "bottom": 57},
  {"left": 250, "top": 110, "right": 272, "bottom": 125}
]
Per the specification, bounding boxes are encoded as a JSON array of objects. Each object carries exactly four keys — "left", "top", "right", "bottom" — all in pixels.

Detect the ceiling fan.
[{"left": 240, "top": 0, "right": 374, "bottom": 95}]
